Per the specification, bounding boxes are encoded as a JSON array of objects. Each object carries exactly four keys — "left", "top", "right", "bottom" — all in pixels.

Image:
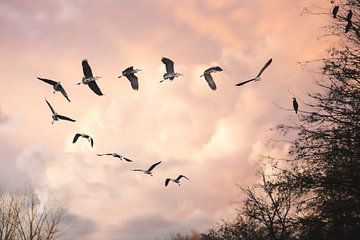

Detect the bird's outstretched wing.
[
  {"left": 161, "top": 57, "right": 174, "bottom": 74},
  {"left": 73, "top": 133, "right": 81, "bottom": 143},
  {"left": 82, "top": 59, "right": 93, "bottom": 78},
  {"left": 57, "top": 114, "right": 76, "bottom": 122},
  {"left": 89, "top": 137, "right": 94, "bottom": 147},
  {"left": 332, "top": 5, "right": 339, "bottom": 18},
  {"left": 58, "top": 84, "right": 71, "bottom": 102},
  {"left": 204, "top": 73, "right": 217, "bottom": 91},
  {"left": 165, "top": 178, "right": 171, "bottom": 187},
  {"left": 255, "top": 58, "right": 272, "bottom": 78},
  {"left": 176, "top": 175, "right": 189, "bottom": 181},
  {"left": 235, "top": 78, "right": 256, "bottom": 87},
  {"left": 88, "top": 81, "right": 104, "bottom": 96},
  {"left": 38, "top": 77, "right": 57, "bottom": 86},
  {"left": 132, "top": 169, "right": 143, "bottom": 172},
  {"left": 125, "top": 74, "right": 139, "bottom": 91},
  {"left": 97, "top": 153, "right": 113, "bottom": 156},
  {"left": 148, "top": 161, "right": 161, "bottom": 171},
  {"left": 123, "top": 157, "right": 133, "bottom": 162},
  {"left": 208, "top": 66, "right": 223, "bottom": 72},
  {"left": 45, "top": 99, "right": 56, "bottom": 115},
  {"left": 123, "top": 66, "right": 134, "bottom": 75}
]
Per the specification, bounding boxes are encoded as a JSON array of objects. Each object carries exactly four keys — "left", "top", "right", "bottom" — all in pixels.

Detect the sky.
[{"left": 0, "top": 0, "right": 336, "bottom": 239}]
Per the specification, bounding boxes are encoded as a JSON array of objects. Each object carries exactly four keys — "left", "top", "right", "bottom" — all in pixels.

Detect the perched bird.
[
  {"left": 293, "top": 97, "right": 299, "bottom": 114},
  {"left": 235, "top": 58, "right": 273, "bottom": 86},
  {"left": 73, "top": 133, "right": 94, "bottom": 147},
  {"left": 45, "top": 99, "right": 75, "bottom": 124},
  {"left": 38, "top": 77, "right": 70, "bottom": 102},
  {"left": 332, "top": 5, "right": 339, "bottom": 18},
  {"left": 132, "top": 161, "right": 161, "bottom": 176},
  {"left": 78, "top": 59, "right": 104, "bottom": 96},
  {"left": 118, "top": 66, "right": 141, "bottom": 90},
  {"left": 346, "top": 9, "right": 353, "bottom": 22},
  {"left": 200, "top": 66, "right": 223, "bottom": 91},
  {"left": 165, "top": 175, "right": 189, "bottom": 187},
  {"left": 160, "top": 57, "right": 182, "bottom": 83},
  {"left": 345, "top": 20, "right": 352, "bottom": 33},
  {"left": 97, "top": 153, "right": 133, "bottom": 162}
]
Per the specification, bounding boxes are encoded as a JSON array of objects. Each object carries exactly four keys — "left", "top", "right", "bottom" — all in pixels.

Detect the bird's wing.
[
  {"left": 346, "top": 10, "right": 353, "bottom": 21},
  {"left": 73, "top": 134, "right": 81, "bottom": 143},
  {"left": 123, "top": 66, "right": 134, "bottom": 74},
  {"left": 90, "top": 137, "right": 94, "bottom": 147},
  {"left": 123, "top": 157, "right": 133, "bottom": 162},
  {"left": 88, "top": 81, "right": 104, "bottom": 96},
  {"left": 176, "top": 175, "right": 189, "bottom": 181},
  {"left": 82, "top": 59, "right": 93, "bottom": 78},
  {"left": 255, "top": 58, "right": 272, "bottom": 78},
  {"left": 97, "top": 153, "right": 113, "bottom": 156},
  {"left": 132, "top": 169, "right": 143, "bottom": 172},
  {"left": 332, "top": 6, "right": 339, "bottom": 18},
  {"left": 58, "top": 84, "right": 71, "bottom": 102},
  {"left": 345, "top": 21, "right": 352, "bottom": 33},
  {"left": 45, "top": 99, "right": 56, "bottom": 114},
  {"left": 125, "top": 74, "right": 139, "bottom": 91},
  {"left": 204, "top": 73, "right": 217, "bottom": 91},
  {"left": 165, "top": 178, "right": 171, "bottom": 187},
  {"left": 148, "top": 161, "right": 161, "bottom": 171},
  {"left": 235, "top": 78, "right": 256, "bottom": 86},
  {"left": 161, "top": 57, "right": 174, "bottom": 74},
  {"left": 38, "top": 77, "right": 57, "bottom": 86},
  {"left": 57, "top": 114, "right": 76, "bottom": 122},
  {"left": 209, "top": 66, "right": 223, "bottom": 72}
]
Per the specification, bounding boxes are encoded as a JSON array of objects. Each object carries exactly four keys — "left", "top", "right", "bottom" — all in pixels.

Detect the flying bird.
[
  {"left": 200, "top": 66, "right": 223, "bottom": 91},
  {"left": 346, "top": 9, "right": 353, "bottom": 22},
  {"left": 332, "top": 5, "right": 339, "bottom": 18},
  {"left": 160, "top": 57, "right": 182, "bottom": 83},
  {"left": 38, "top": 77, "right": 70, "bottom": 102},
  {"left": 97, "top": 153, "right": 133, "bottom": 162},
  {"left": 72, "top": 133, "right": 94, "bottom": 147},
  {"left": 293, "top": 98, "right": 299, "bottom": 114},
  {"left": 235, "top": 58, "right": 273, "bottom": 87},
  {"left": 165, "top": 175, "right": 189, "bottom": 187},
  {"left": 45, "top": 99, "right": 75, "bottom": 124},
  {"left": 118, "top": 66, "right": 141, "bottom": 90},
  {"left": 78, "top": 59, "right": 104, "bottom": 96},
  {"left": 132, "top": 161, "right": 161, "bottom": 176}
]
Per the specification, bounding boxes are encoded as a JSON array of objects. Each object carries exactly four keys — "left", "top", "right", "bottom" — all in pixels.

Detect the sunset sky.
[{"left": 0, "top": 0, "right": 335, "bottom": 239}]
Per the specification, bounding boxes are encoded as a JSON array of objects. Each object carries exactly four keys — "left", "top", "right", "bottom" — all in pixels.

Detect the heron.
[
  {"left": 200, "top": 66, "right": 223, "bottom": 91},
  {"left": 346, "top": 9, "right": 353, "bottom": 22},
  {"left": 165, "top": 175, "right": 189, "bottom": 187},
  {"left": 45, "top": 98, "right": 75, "bottom": 124},
  {"left": 38, "top": 77, "right": 70, "bottom": 102},
  {"left": 78, "top": 59, "right": 104, "bottom": 96},
  {"left": 97, "top": 153, "right": 133, "bottom": 162},
  {"left": 132, "top": 161, "right": 161, "bottom": 176},
  {"left": 160, "top": 57, "right": 182, "bottom": 83},
  {"left": 118, "top": 66, "right": 141, "bottom": 90},
  {"left": 73, "top": 133, "right": 94, "bottom": 147},
  {"left": 235, "top": 58, "right": 272, "bottom": 86},
  {"left": 293, "top": 97, "right": 299, "bottom": 114},
  {"left": 332, "top": 5, "right": 339, "bottom": 18}
]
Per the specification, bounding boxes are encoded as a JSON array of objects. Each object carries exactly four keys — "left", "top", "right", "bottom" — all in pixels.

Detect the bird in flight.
[
  {"left": 235, "top": 58, "right": 272, "bottom": 86},
  {"left": 118, "top": 66, "right": 141, "bottom": 91},
  {"left": 332, "top": 5, "right": 339, "bottom": 18},
  {"left": 200, "top": 66, "right": 223, "bottom": 91},
  {"left": 38, "top": 77, "right": 70, "bottom": 102},
  {"left": 160, "top": 57, "right": 182, "bottom": 83},
  {"left": 132, "top": 161, "right": 161, "bottom": 176},
  {"left": 45, "top": 98, "right": 75, "bottom": 124},
  {"left": 72, "top": 133, "right": 94, "bottom": 147},
  {"left": 78, "top": 59, "right": 104, "bottom": 96},
  {"left": 293, "top": 98, "right": 299, "bottom": 114},
  {"left": 97, "top": 153, "right": 133, "bottom": 162},
  {"left": 165, "top": 175, "right": 189, "bottom": 187}
]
